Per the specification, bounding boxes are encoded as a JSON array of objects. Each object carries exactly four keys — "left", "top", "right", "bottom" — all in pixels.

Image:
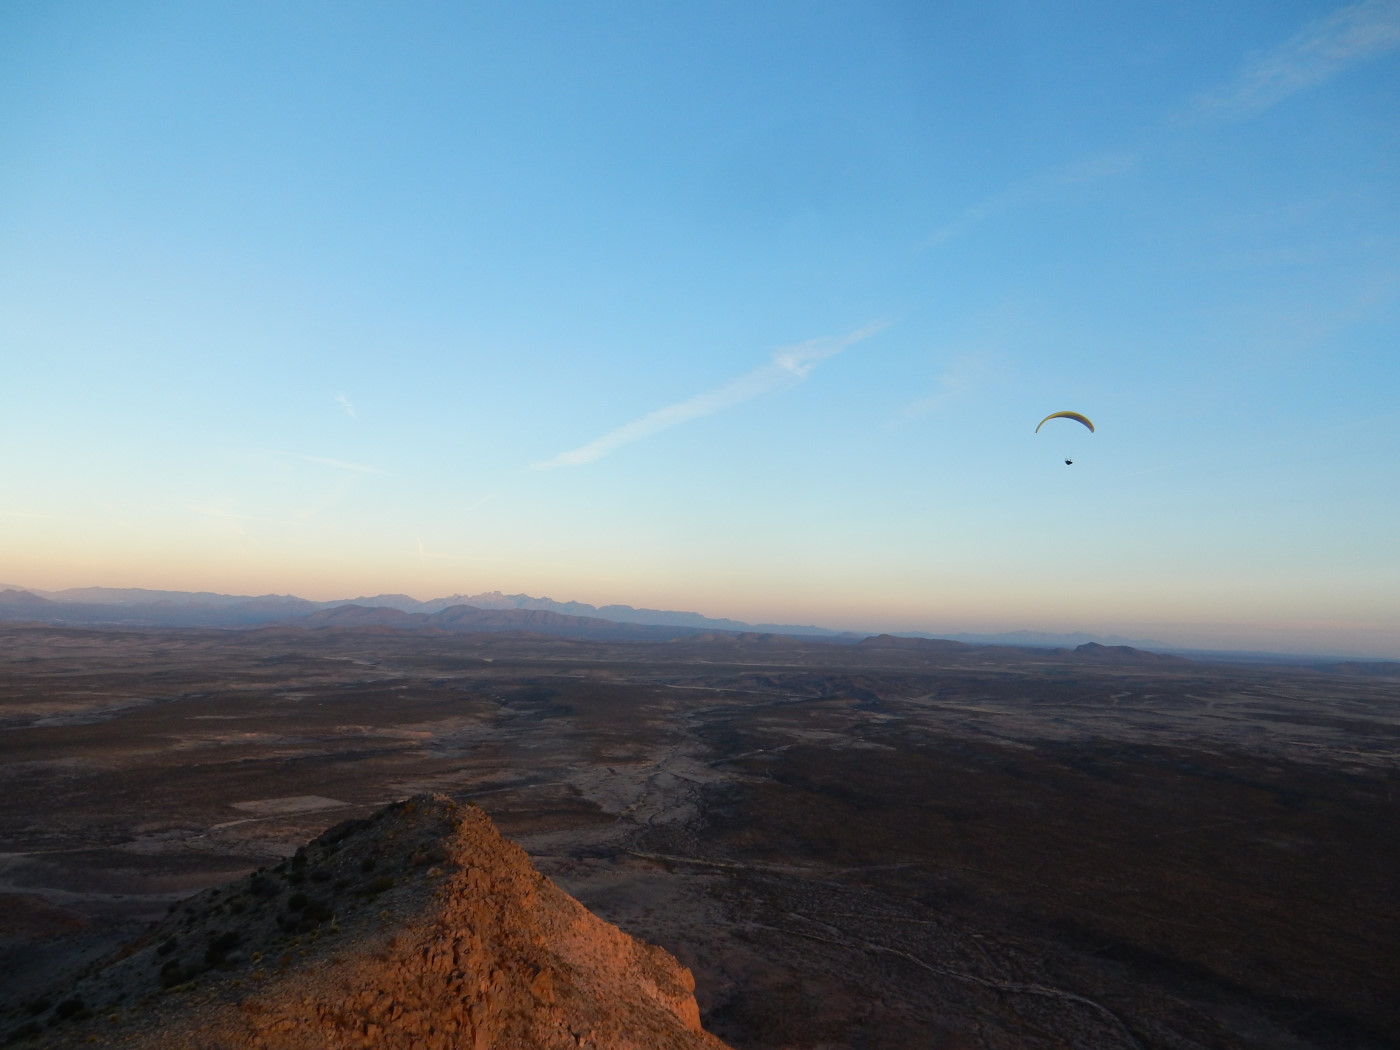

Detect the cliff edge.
[{"left": 14, "top": 795, "right": 729, "bottom": 1050}]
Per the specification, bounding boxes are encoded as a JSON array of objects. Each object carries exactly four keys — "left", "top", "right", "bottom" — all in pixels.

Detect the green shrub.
[
  {"left": 364, "top": 876, "right": 394, "bottom": 896},
  {"left": 205, "top": 930, "right": 241, "bottom": 966}
]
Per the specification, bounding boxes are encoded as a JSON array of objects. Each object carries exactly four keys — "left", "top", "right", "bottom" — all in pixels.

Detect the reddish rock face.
[{"left": 34, "top": 796, "right": 731, "bottom": 1050}]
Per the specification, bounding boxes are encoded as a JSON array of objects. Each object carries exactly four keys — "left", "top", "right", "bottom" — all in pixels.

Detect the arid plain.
[{"left": 1, "top": 623, "right": 1397, "bottom": 1049}]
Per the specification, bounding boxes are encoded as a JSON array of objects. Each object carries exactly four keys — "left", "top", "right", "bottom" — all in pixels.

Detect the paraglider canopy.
[{"left": 1035, "top": 411, "right": 1094, "bottom": 433}]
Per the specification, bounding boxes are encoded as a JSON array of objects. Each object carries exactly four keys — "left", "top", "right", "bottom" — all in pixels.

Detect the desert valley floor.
[{"left": 1, "top": 623, "right": 1397, "bottom": 1049}]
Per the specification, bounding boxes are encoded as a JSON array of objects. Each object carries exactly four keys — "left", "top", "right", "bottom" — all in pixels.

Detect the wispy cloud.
[
  {"left": 334, "top": 392, "right": 357, "bottom": 418},
  {"left": 414, "top": 534, "right": 514, "bottom": 564},
  {"left": 921, "top": 4, "right": 1400, "bottom": 247},
  {"left": 1192, "top": 0, "right": 1400, "bottom": 121},
  {"left": 894, "top": 354, "right": 994, "bottom": 422},
  {"left": 284, "top": 452, "right": 387, "bottom": 475},
  {"left": 533, "top": 323, "right": 888, "bottom": 469},
  {"left": 922, "top": 150, "right": 1138, "bottom": 247}
]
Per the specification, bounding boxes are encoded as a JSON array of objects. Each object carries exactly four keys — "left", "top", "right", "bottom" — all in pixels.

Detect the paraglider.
[
  {"left": 1035, "top": 411, "right": 1094, "bottom": 433},
  {"left": 1036, "top": 411, "right": 1094, "bottom": 465}
]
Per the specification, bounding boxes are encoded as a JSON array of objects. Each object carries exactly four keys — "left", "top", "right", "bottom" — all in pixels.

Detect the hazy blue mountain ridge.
[
  {"left": 349, "top": 590, "right": 849, "bottom": 637},
  {"left": 5, "top": 585, "right": 1388, "bottom": 664},
  {"left": 5, "top": 585, "right": 316, "bottom": 609},
  {"left": 1, "top": 586, "right": 1151, "bottom": 646}
]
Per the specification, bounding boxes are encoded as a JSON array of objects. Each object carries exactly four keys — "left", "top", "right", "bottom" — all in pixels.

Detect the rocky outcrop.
[
  {"left": 1071, "top": 642, "right": 1189, "bottom": 665},
  {"left": 16, "top": 796, "right": 729, "bottom": 1050}
]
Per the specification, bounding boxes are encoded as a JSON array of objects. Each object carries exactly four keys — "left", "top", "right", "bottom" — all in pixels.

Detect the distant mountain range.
[
  {"left": 0, "top": 584, "right": 1163, "bottom": 647},
  {"left": 0, "top": 584, "right": 850, "bottom": 638},
  {"left": 330, "top": 589, "right": 853, "bottom": 638},
  {"left": 904, "top": 628, "right": 1174, "bottom": 649},
  {"left": 2, "top": 583, "right": 1394, "bottom": 670}
]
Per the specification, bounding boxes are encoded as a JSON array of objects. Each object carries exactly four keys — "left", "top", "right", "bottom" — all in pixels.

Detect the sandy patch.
[{"left": 229, "top": 796, "right": 345, "bottom": 816}]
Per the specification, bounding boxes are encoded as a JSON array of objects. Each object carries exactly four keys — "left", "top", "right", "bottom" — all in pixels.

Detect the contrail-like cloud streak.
[
  {"left": 921, "top": 150, "right": 1138, "bottom": 248},
  {"left": 1193, "top": 0, "right": 1400, "bottom": 120},
  {"left": 534, "top": 323, "right": 887, "bottom": 469},
  {"left": 285, "top": 452, "right": 387, "bottom": 474}
]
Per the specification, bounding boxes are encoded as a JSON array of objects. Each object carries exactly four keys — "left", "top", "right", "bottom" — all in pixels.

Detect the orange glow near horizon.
[{"left": 5, "top": 535, "right": 1397, "bottom": 658}]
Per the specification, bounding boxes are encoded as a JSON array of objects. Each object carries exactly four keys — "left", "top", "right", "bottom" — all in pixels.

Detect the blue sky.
[{"left": 2, "top": 1, "right": 1397, "bottom": 654}]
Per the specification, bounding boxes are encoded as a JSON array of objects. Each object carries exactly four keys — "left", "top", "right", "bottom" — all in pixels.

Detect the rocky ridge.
[{"left": 9, "top": 795, "right": 729, "bottom": 1050}]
